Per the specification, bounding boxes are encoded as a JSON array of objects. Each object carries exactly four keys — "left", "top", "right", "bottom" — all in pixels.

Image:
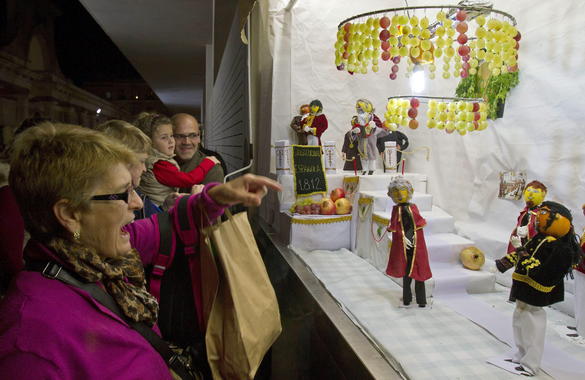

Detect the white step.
[
  {"left": 389, "top": 261, "right": 496, "bottom": 296},
  {"left": 373, "top": 205, "right": 454, "bottom": 235},
  {"left": 359, "top": 190, "right": 433, "bottom": 212},
  {"left": 426, "top": 233, "right": 475, "bottom": 264}
]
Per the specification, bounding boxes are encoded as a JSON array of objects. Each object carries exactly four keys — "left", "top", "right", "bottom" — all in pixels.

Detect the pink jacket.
[{"left": 0, "top": 184, "right": 225, "bottom": 379}]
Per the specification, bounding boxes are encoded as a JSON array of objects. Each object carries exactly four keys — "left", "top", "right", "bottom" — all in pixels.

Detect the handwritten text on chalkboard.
[{"left": 291, "top": 145, "right": 327, "bottom": 196}]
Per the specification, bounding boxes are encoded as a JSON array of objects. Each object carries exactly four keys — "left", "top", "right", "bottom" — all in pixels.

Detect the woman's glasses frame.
[{"left": 90, "top": 187, "right": 135, "bottom": 203}]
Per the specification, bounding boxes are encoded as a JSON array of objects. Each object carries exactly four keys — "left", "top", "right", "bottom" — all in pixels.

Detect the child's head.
[
  {"left": 387, "top": 176, "right": 413, "bottom": 204},
  {"left": 133, "top": 113, "right": 175, "bottom": 156}
]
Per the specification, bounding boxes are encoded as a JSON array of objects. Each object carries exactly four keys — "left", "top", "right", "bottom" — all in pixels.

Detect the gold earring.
[{"left": 73, "top": 231, "right": 80, "bottom": 241}]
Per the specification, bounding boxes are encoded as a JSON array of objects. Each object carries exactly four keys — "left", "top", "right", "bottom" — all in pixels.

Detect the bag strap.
[
  {"left": 26, "top": 261, "right": 195, "bottom": 380},
  {"left": 174, "top": 195, "right": 196, "bottom": 255},
  {"left": 149, "top": 195, "right": 195, "bottom": 301},
  {"left": 150, "top": 210, "right": 175, "bottom": 301}
]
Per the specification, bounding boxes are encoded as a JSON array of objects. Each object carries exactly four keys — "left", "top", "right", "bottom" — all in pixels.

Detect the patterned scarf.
[{"left": 48, "top": 238, "right": 159, "bottom": 326}]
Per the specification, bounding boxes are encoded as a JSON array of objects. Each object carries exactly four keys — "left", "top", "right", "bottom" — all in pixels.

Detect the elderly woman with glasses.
[{"left": 0, "top": 123, "right": 280, "bottom": 380}]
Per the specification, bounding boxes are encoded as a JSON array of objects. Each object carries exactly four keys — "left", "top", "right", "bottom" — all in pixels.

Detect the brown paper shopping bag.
[{"left": 201, "top": 210, "right": 282, "bottom": 380}]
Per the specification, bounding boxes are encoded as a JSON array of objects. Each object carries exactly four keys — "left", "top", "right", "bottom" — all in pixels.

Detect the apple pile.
[
  {"left": 321, "top": 188, "right": 352, "bottom": 215},
  {"left": 291, "top": 188, "right": 353, "bottom": 215}
]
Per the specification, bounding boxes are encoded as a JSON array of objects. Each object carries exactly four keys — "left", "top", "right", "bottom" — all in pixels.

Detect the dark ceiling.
[
  {"left": 77, "top": 0, "right": 214, "bottom": 115},
  {"left": 54, "top": 0, "right": 142, "bottom": 85}
]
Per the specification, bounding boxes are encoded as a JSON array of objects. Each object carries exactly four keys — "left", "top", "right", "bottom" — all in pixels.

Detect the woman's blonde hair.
[
  {"left": 9, "top": 123, "right": 136, "bottom": 241},
  {"left": 96, "top": 120, "right": 152, "bottom": 154},
  {"left": 132, "top": 112, "right": 172, "bottom": 139}
]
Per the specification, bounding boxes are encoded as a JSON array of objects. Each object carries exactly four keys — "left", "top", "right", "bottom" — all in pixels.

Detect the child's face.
[{"left": 152, "top": 124, "right": 175, "bottom": 156}]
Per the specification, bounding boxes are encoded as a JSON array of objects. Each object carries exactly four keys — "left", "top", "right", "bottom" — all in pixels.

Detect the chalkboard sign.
[{"left": 291, "top": 145, "right": 327, "bottom": 196}]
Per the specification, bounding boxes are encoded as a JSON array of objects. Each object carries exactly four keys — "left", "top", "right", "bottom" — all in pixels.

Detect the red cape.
[{"left": 385, "top": 204, "right": 432, "bottom": 281}]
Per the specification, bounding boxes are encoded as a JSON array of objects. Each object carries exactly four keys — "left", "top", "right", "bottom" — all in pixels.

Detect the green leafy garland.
[{"left": 455, "top": 71, "right": 519, "bottom": 119}]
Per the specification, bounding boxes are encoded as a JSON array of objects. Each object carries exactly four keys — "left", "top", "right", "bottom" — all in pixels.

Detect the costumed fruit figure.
[
  {"left": 290, "top": 104, "right": 310, "bottom": 145},
  {"left": 300, "top": 99, "right": 328, "bottom": 146},
  {"left": 385, "top": 177, "right": 432, "bottom": 308},
  {"left": 341, "top": 129, "right": 362, "bottom": 172},
  {"left": 496, "top": 201, "right": 582, "bottom": 376},
  {"left": 507, "top": 181, "right": 547, "bottom": 254},
  {"left": 376, "top": 129, "right": 409, "bottom": 172},
  {"left": 351, "top": 99, "right": 391, "bottom": 175}
]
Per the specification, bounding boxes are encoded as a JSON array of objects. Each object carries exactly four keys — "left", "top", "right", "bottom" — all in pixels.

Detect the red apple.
[
  {"left": 330, "top": 188, "right": 345, "bottom": 202},
  {"left": 456, "top": 22, "right": 468, "bottom": 34},
  {"left": 380, "top": 16, "right": 391, "bottom": 29},
  {"left": 320, "top": 198, "right": 336, "bottom": 215},
  {"left": 458, "top": 45, "right": 470, "bottom": 56},
  {"left": 408, "top": 108, "right": 418, "bottom": 119},
  {"left": 335, "top": 198, "right": 352, "bottom": 214},
  {"left": 456, "top": 10, "right": 467, "bottom": 21},
  {"left": 457, "top": 33, "right": 468, "bottom": 45},
  {"left": 379, "top": 29, "right": 390, "bottom": 41}
]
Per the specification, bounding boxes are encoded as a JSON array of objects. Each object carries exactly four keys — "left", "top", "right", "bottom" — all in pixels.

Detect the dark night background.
[{"left": 53, "top": 0, "right": 141, "bottom": 86}]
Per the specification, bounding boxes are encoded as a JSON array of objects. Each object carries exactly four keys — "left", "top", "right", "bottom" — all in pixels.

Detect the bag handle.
[{"left": 199, "top": 202, "right": 233, "bottom": 231}]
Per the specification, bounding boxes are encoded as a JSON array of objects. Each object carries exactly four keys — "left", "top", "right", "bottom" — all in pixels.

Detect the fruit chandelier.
[
  {"left": 334, "top": 4, "right": 519, "bottom": 80},
  {"left": 384, "top": 96, "right": 488, "bottom": 135},
  {"left": 334, "top": 2, "right": 520, "bottom": 134}
]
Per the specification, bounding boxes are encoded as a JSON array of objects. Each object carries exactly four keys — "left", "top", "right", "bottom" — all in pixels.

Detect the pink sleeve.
[{"left": 124, "top": 183, "right": 226, "bottom": 266}]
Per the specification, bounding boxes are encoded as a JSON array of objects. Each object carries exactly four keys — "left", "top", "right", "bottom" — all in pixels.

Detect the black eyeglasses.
[
  {"left": 173, "top": 133, "right": 200, "bottom": 140},
  {"left": 90, "top": 187, "right": 134, "bottom": 203}
]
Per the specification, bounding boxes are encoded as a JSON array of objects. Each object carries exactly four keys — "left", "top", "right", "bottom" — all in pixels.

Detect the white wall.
[{"left": 266, "top": 0, "right": 585, "bottom": 257}]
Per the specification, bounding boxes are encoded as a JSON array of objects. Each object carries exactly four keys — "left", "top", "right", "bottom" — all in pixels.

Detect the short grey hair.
[{"left": 388, "top": 176, "right": 413, "bottom": 196}]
